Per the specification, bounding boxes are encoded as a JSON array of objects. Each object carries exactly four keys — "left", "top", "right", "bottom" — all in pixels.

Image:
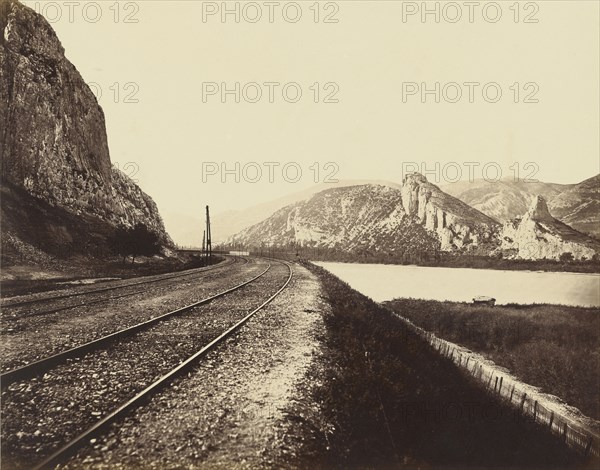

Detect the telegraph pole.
[
  {"left": 202, "top": 230, "right": 206, "bottom": 260},
  {"left": 206, "top": 205, "right": 212, "bottom": 263}
]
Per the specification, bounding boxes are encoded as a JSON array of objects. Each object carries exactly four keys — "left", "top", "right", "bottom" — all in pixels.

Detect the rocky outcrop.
[
  {"left": 229, "top": 184, "right": 441, "bottom": 256},
  {"left": 229, "top": 175, "right": 598, "bottom": 261},
  {"left": 228, "top": 174, "right": 500, "bottom": 255},
  {"left": 441, "top": 178, "right": 569, "bottom": 223},
  {"left": 0, "top": 0, "right": 173, "bottom": 256},
  {"left": 499, "top": 196, "right": 599, "bottom": 260},
  {"left": 400, "top": 173, "right": 499, "bottom": 251}
]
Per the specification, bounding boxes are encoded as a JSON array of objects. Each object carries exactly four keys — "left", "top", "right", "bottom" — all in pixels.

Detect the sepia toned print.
[{"left": 1, "top": 0, "right": 598, "bottom": 468}]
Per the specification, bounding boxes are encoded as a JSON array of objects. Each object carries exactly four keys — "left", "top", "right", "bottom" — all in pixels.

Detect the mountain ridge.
[
  {"left": 228, "top": 174, "right": 499, "bottom": 255},
  {"left": 228, "top": 174, "right": 599, "bottom": 261}
]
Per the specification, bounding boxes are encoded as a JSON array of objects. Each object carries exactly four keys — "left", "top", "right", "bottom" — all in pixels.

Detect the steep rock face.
[
  {"left": 229, "top": 175, "right": 500, "bottom": 255},
  {"left": 400, "top": 173, "right": 499, "bottom": 251},
  {"left": 0, "top": 0, "right": 172, "bottom": 254},
  {"left": 499, "top": 196, "right": 599, "bottom": 260},
  {"left": 549, "top": 175, "right": 600, "bottom": 239}
]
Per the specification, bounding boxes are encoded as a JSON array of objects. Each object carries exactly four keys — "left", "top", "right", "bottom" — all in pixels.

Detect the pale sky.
[{"left": 23, "top": 0, "right": 600, "bottom": 226}]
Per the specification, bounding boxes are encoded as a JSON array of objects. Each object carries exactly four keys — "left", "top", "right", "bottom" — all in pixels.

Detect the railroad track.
[
  {"left": 1, "top": 257, "right": 247, "bottom": 321},
  {"left": 2, "top": 258, "right": 248, "bottom": 320},
  {"left": 2, "top": 259, "right": 293, "bottom": 470},
  {"left": 1, "top": 255, "right": 242, "bottom": 311},
  {"left": 0, "top": 259, "right": 267, "bottom": 387}
]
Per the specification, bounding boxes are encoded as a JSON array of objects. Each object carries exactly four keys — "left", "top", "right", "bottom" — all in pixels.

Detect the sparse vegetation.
[
  {"left": 294, "top": 263, "right": 585, "bottom": 468},
  {"left": 299, "top": 246, "right": 600, "bottom": 273},
  {"left": 108, "top": 223, "right": 162, "bottom": 264},
  {"left": 386, "top": 298, "right": 600, "bottom": 421}
]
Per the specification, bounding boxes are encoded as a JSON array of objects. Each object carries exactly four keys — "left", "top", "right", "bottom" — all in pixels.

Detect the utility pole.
[
  {"left": 202, "top": 230, "right": 206, "bottom": 261},
  {"left": 206, "top": 205, "right": 212, "bottom": 263}
]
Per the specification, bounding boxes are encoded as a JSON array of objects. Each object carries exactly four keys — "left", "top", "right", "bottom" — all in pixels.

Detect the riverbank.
[
  {"left": 283, "top": 262, "right": 590, "bottom": 468},
  {"left": 386, "top": 298, "right": 600, "bottom": 422}
]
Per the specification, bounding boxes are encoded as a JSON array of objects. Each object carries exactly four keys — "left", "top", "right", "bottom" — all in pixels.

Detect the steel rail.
[
  {"left": 1, "top": 256, "right": 240, "bottom": 310},
  {"left": 3, "top": 258, "right": 248, "bottom": 320},
  {"left": 30, "top": 260, "right": 293, "bottom": 470},
  {"left": 2, "top": 289, "right": 147, "bottom": 320},
  {"left": 0, "top": 261, "right": 269, "bottom": 388}
]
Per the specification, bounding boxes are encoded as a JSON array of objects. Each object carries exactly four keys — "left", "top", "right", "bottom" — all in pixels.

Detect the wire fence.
[{"left": 399, "top": 317, "right": 599, "bottom": 459}]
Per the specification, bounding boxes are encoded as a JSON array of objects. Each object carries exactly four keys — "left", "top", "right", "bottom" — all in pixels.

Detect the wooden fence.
[{"left": 397, "top": 315, "right": 599, "bottom": 459}]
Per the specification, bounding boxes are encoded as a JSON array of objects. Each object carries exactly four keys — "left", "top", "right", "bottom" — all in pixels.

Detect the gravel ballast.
[{"left": 2, "top": 260, "right": 297, "bottom": 469}]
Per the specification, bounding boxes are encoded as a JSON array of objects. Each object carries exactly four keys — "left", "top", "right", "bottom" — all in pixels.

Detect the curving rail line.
[
  {"left": 2, "top": 257, "right": 247, "bottom": 320},
  {"left": 30, "top": 260, "right": 293, "bottom": 470},
  {"left": 0, "top": 260, "right": 268, "bottom": 387},
  {"left": 1, "top": 255, "right": 241, "bottom": 310}
]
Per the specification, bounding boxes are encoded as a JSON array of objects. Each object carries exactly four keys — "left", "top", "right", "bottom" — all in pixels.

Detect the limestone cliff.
[
  {"left": 400, "top": 173, "right": 498, "bottom": 251},
  {"left": 499, "top": 196, "right": 599, "bottom": 260},
  {"left": 0, "top": 0, "right": 173, "bottom": 259},
  {"left": 228, "top": 175, "right": 500, "bottom": 255}
]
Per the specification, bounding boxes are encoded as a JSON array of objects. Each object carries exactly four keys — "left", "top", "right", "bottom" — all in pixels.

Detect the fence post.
[
  {"left": 562, "top": 423, "right": 568, "bottom": 442},
  {"left": 498, "top": 377, "right": 503, "bottom": 395},
  {"left": 466, "top": 357, "right": 470, "bottom": 368},
  {"left": 509, "top": 384, "right": 515, "bottom": 402},
  {"left": 520, "top": 393, "right": 527, "bottom": 412},
  {"left": 486, "top": 374, "right": 493, "bottom": 389},
  {"left": 548, "top": 411, "right": 554, "bottom": 429},
  {"left": 494, "top": 376, "right": 498, "bottom": 392},
  {"left": 585, "top": 436, "right": 593, "bottom": 456},
  {"left": 533, "top": 401, "right": 538, "bottom": 422}
]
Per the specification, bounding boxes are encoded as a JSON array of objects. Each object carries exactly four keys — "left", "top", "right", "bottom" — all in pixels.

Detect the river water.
[{"left": 313, "top": 262, "right": 600, "bottom": 307}]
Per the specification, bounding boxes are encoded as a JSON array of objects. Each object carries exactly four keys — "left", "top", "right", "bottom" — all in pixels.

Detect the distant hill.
[
  {"left": 228, "top": 173, "right": 499, "bottom": 255},
  {"left": 441, "top": 178, "right": 571, "bottom": 223},
  {"left": 228, "top": 173, "right": 600, "bottom": 262},
  {"left": 498, "top": 195, "right": 600, "bottom": 260},
  {"left": 209, "top": 179, "right": 401, "bottom": 244},
  {"left": 548, "top": 175, "right": 600, "bottom": 239}
]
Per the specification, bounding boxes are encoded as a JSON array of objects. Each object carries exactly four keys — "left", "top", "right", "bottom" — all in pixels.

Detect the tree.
[
  {"left": 559, "top": 252, "right": 574, "bottom": 263},
  {"left": 109, "top": 223, "right": 161, "bottom": 264}
]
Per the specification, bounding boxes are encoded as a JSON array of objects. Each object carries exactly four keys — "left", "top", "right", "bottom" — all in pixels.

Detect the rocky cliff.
[
  {"left": 400, "top": 173, "right": 498, "bottom": 251},
  {"left": 0, "top": 0, "right": 173, "bottom": 259},
  {"left": 498, "top": 196, "right": 600, "bottom": 260},
  {"left": 228, "top": 174, "right": 499, "bottom": 255},
  {"left": 229, "top": 184, "right": 441, "bottom": 256}
]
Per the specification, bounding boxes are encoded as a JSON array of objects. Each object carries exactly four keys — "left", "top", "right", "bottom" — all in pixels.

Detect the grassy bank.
[
  {"left": 221, "top": 244, "right": 600, "bottom": 273},
  {"left": 304, "top": 250, "right": 600, "bottom": 273},
  {"left": 385, "top": 298, "right": 600, "bottom": 422},
  {"left": 291, "top": 263, "right": 588, "bottom": 468}
]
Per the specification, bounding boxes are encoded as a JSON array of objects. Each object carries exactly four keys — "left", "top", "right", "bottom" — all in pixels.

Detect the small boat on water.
[{"left": 472, "top": 296, "right": 496, "bottom": 306}]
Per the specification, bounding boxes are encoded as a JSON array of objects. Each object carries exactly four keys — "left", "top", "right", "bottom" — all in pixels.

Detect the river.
[{"left": 313, "top": 262, "right": 600, "bottom": 307}]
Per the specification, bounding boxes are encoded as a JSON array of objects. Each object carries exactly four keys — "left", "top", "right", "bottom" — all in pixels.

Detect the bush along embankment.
[{"left": 291, "top": 262, "right": 591, "bottom": 469}]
